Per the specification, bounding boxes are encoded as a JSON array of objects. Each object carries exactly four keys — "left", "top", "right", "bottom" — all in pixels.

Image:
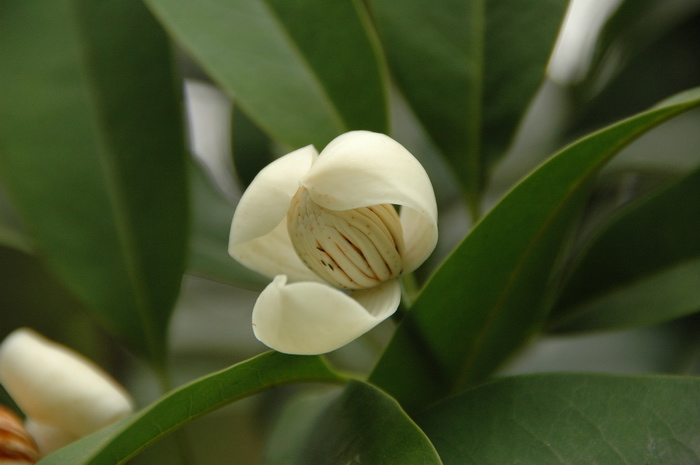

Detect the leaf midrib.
[{"left": 68, "top": 0, "right": 162, "bottom": 364}]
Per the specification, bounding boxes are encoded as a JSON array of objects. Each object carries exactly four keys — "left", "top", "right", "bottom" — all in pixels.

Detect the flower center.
[{"left": 287, "top": 187, "right": 405, "bottom": 290}]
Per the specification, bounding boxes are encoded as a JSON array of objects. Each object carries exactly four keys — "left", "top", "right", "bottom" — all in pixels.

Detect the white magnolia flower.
[
  {"left": 229, "top": 131, "right": 438, "bottom": 355},
  {"left": 0, "top": 328, "right": 134, "bottom": 456}
]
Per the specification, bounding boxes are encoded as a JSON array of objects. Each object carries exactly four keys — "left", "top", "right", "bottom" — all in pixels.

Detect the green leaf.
[
  {"left": 417, "top": 373, "right": 700, "bottom": 465},
  {"left": 370, "top": 87, "right": 700, "bottom": 412},
  {"left": 568, "top": 0, "right": 700, "bottom": 130},
  {"left": 265, "top": 381, "right": 442, "bottom": 465},
  {"left": 38, "top": 352, "right": 344, "bottom": 465},
  {"left": 187, "top": 158, "right": 268, "bottom": 290},
  {"left": 231, "top": 105, "right": 276, "bottom": 189},
  {"left": 145, "top": 0, "right": 389, "bottom": 150},
  {"left": 0, "top": 246, "right": 85, "bottom": 339},
  {"left": 549, "top": 166, "right": 700, "bottom": 333},
  {"left": 0, "top": 1, "right": 188, "bottom": 366},
  {"left": 0, "top": 186, "right": 32, "bottom": 253},
  {"left": 368, "top": 0, "right": 568, "bottom": 212}
]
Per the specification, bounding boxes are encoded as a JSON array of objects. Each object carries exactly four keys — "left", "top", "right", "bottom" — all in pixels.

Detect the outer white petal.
[
  {"left": 301, "top": 131, "right": 438, "bottom": 272},
  {"left": 252, "top": 276, "right": 400, "bottom": 355},
  {"left": 229, "top": 145, "right": 320, "bottom": 282},
  {"left": 24, "top": 419, "right": 79, "bottom": 456},
  {"left": 400, "top": 206, "right": 439, "bottom": 273},
  {"left": 230, "top": 219, "right": 322, "bottom": 283},
  {"left": 0, "top": 329, "right": 134, "bottom": 438}
]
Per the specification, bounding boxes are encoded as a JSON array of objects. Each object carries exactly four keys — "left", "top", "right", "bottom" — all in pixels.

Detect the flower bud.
[{"left": 0, "top": 406, "right": 38, "bottom": 465}]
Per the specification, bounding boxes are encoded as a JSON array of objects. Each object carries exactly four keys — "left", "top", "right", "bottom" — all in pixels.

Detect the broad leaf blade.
[
  {"left": 38, "top": 352, "right": 344, "bottom": 465},
  {"left": 265, "top": 381, "right": 442, "bottom": 465},
  {"left": 368, "top": 0, "right": 568, "bottom": 208},
  {"left": 145, "top": 0, "right": 389, "bottom": 150},
  {"left": 418, "top": 373, "right": 700, "bottom": 465},
  {"left": 0, "top": 1, "right": 188, "bottom": 365},
  {"left": 370, "top": 88, "right": 700, "bottom": 411},
  {"left": 549, "top": 166, "right": 700, "bottom": 332},
  {"left": 0, "top": 247, "right": 85, "bottom": 340}
]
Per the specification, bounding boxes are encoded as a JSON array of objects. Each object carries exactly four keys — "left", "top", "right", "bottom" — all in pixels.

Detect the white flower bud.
[{"left": 0, "top": 329, "right": 134, "bottom": 455}]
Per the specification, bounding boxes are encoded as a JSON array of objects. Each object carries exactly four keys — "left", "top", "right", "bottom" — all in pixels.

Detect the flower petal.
[
  {"left": 229, "top": 145, "right": 320, "bottom": 281},
  {"left": 0, "top": 329, "right": 134, "bottom": 438},
  {"left": 400, "top": 206, "right": 439, "bottom": 273},
  {"left": 252, "top": 276, "right": 400, "bottom": 354},
  {"left": 24, "top": 419, "right": 79, "bottom": 456},
  {"left": 301, "top": 131, "right": 438, "bottom": 272},
  {"left": 301, "top": 131, "right": 437, "bottom": 222},
  {"left": 230, "top": 219, "right": 322, "bottom": 283}
]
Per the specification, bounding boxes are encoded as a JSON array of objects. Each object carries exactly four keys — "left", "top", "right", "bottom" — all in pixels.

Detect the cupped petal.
[
  {"left": 229, "top": 145, "right": 319, "bottom": 280},
  {"left": 230, "top": 219, "right": 322, "bottom": 283},
  {"left": 301, "top": 131, "right": 438, "bottom": 273},
  {"left": 400, "top": 206, "right": 439, "bottom": 273},
  {"left": 252, "top": 276, "right": 400, "bottom": 355},
  {"left": 0, "top": 329, "right": 134, "bottom": 439},
  {"left": 301, "top": 131, "right": 438, "bottom": 224}
]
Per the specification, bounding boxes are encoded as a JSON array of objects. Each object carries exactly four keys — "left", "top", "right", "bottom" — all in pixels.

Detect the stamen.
[{"left": 287, "top": 187, "right": 404, "bottom": 290}]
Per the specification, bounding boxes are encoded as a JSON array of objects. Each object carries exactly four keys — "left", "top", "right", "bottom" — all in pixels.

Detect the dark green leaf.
[
  {"left": 263, "top": 389, "right": 339, "bottom": 464},
  {"left": 370, "top": 88, "right": 700, "bottom": 412},
  {"left": 0, "top": 1, "right": 188, "bottom": 366},
  {"left": 38, "top": 352, "right": 344, "bottom": 465},
  {"left": 0, "top": 247, "right": 85, "bottom": 340},
  {"left": 231, "top": 105, "right": 276, "bottom": 188},
  {"left": 368, "top": 0, "right": 568, "bottom": 211},
  {"left": 265, "top": 381, "right": 442, "bottom": 465},
  {"left": 418, "top": 373, "right": 700, "bottom": 465},
  {"left": 569, "top": 0, "right": 700, "bottom": 131},
  {"left": 549, "top": 166, "right": 700, "bottom": 333},
  {"left": 187, "top": 158, "right": 268, "bottom": 290},
  {"left": 0, "top": 186, "right": 32, "bottom": 253},
  {"left": 145, "top": 0, "right": 389, "bottom": 150}
]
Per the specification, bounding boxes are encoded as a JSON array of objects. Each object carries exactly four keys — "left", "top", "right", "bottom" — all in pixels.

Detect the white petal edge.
[
  {"left": 300, "top": 131, "right": 438, "bottom": 272},
  {"left": 252, "top": 276, "right": 401, "bottom": 355},
  {"left": 301, "top": 131, "right": 438, "bottom": 226},
  {"left": 229, "top": 145, "right": 320, "bottom": 281},
  {"left": 400, "top": 206, "right": 439, "bottom": 273},
  {"left": 0, "top": 328, "right": 134, "bottom": 438}
]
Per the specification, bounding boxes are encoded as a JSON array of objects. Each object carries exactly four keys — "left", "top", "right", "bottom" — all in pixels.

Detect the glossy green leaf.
[
  {"left": 38, "top": 352, "right": 344, "bottom": 465},
  {"left": 145, "top": 0, "right": 388, "bottom": 150},
  {"left": 368, "top": 0, "right": 568, "bottom": 212},
  {"left": 0, "top": 247, "right": 85, "bottom": 340},
  {"left": 265, "top": 381, "right": 442, "bottom": 465},
  {"left": 0, "top": 1, "right": 188, "bottom": 366},
  {"left": 263, "top": 389, "right": 339, "bottom": 464},
  {"left": 231, "top": 105, "right": 276, "bottom": 189},
  {"left": 418, "top": 373, "right": 700, "bottom": 465},
  {"left": 187, "top": 158, "right": 268, "bottom": 290},
  {"left": 549, "top": 166, "right": 700, "bottom": 333},
  {"left": 370, "top": 88, "right": 700, "bottom": 412}
]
